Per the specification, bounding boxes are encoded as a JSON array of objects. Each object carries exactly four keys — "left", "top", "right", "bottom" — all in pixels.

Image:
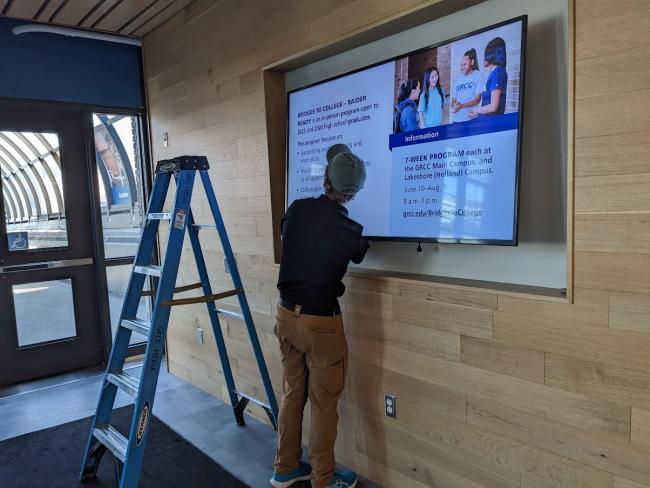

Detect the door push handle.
[{"left": 0, "top": 258, "right": 93, "bottom": 274}]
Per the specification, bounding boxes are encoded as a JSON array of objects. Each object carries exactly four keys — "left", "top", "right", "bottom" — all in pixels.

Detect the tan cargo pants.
[{"left": 274, "top": 303, "right": 348, "bottom": 488}]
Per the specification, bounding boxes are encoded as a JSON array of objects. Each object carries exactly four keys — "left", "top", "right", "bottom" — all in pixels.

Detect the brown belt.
[{"left": 279, "top": 297, "right": 340, "bottom": 317}]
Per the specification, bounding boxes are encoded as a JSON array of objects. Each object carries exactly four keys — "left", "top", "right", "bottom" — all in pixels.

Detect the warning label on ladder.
[{"left": 173, "top": 209, "right": 187, "bottom": 230}]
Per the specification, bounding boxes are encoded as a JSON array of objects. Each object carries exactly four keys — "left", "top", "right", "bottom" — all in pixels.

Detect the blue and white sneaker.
[
  {"left": 270, "top": 461, "right": 312, "bottom": 487},
  {"left": 327, "top": 470, "right": 358, "bottom": 488}
]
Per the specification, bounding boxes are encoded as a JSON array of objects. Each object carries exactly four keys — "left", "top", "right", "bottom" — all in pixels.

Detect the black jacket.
[{"left": 277, "top": 195, "right": 369, "bottom": 312}]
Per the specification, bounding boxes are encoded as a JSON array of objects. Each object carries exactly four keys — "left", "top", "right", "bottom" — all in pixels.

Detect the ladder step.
[
  {"left": 216, "top": 308, "right": 244, "bottom": 321},
  {"left": 148, "top": 212, "right": 172, "bottom": 220},
  {"left": 235, "top": 391, "right": 271, "bottom": 411},
  {"left": 107, "top": 371, "right": 140, "bottom": 397},
  {"left": 134, "top": 265, "right": 162, "bottom": 277},
  {"left": 121, "top": 318, "right": 151, "bottom": 337},
  {"left": 93, "top": 425, "right": 127, "bottom": 463}
]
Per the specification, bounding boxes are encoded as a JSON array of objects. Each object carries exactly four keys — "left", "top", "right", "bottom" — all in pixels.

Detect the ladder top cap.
[{"left": 156, "top": 156, "right": 210, "bottom": 173}]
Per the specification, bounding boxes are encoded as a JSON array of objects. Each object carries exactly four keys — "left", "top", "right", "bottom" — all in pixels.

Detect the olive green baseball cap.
[{"left": 325, "top": 145, "right": 366, "bottom": 195}]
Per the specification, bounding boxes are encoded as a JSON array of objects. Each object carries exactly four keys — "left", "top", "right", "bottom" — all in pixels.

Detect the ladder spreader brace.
[{"left": 80, "top": 155, "right": 279, "bottom": 488}]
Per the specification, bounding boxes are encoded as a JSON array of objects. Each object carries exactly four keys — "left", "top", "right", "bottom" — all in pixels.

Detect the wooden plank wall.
[{"left": 142, "top": 0, "right": 650, "bottom": 486}]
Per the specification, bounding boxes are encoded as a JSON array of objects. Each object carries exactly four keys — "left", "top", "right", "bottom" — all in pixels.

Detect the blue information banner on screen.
[{"left": 287, "top": 18, "right": 525, "bottom": 243}]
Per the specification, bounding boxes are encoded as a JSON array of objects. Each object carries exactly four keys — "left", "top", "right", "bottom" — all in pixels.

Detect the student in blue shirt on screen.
[
  {"left": 395, "top": 79, "right": 421, "bottom": 132},
  {"left": 418, "top": 67, "right": 445, "bottom": 128},
  {"left": 469, "top": 37, "right": 508, "bottom": 118}
]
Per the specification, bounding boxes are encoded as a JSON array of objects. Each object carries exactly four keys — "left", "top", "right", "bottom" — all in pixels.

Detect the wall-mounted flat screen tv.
[{"left": 287, "top": 16, "right": 527, "bottom": 245}]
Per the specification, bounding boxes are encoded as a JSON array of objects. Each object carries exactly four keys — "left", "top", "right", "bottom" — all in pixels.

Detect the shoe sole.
[
  {"left": 329, "top": 479, "right": 358, "bottom": 488},
  {"left": 269, "top": 474, "right": 312, "bottom": 488}
]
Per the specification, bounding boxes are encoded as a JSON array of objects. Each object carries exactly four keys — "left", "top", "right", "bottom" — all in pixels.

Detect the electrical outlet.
[
  {"left": 385, "top": 393, "right": 396, "bottom": 418},
  {"left": 196, "top": 327, "right": 204, "bottom": 344}
]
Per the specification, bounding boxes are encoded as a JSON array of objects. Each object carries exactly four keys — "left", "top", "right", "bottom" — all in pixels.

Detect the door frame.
[{"left": 0, "top": 97, "right": 155, "bottom": 373}]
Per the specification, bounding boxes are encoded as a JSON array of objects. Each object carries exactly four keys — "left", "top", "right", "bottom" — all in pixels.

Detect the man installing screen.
[{"left": 270, "top": 144, "right": 368, "bottom": 488}]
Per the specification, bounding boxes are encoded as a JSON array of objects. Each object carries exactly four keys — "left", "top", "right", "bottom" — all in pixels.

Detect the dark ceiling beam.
[
  {"left": 90, "top": 0, "right": 124, "bottom": 29},
  {"left": 34, "top": 0, "right": 52, "bottom": 20},
  {"left": 1, "top": 0, "right": 14, "bottom": 16},
  {"left": 47, "top": 0, "right": 69, "bottom": 23},
  {"left": 118, "top": 0, "right": 159, "bottom": 33},
  {"left": 77, "top": 0, "right": 106, "bottom": 27}
]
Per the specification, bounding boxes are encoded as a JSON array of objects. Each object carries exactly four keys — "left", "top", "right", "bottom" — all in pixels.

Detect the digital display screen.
[{"left": 287, "top": 17, "right": 527, "bottom": 244}]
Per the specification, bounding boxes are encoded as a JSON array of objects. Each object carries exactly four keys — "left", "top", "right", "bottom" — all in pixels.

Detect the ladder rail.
[
  {"left": 200, "top": 170, "right": 279, "bottom": 422},
  {"left": 185, "top": 209, "right": 240, "bottom": 410},
  {"left": 119, "top": 169, "right": 197, "bottom": 486},
  {"left": 80, "top": 170, "right": 172, "bottom": 482}
]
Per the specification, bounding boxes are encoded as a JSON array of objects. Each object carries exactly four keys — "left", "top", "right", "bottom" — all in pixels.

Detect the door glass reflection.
[{"left": 93, "top": 114, "right": 145, "bottom": 259}]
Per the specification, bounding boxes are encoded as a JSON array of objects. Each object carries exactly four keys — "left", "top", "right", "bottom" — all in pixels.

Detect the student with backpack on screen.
[{"left": 393, "top": 79, "right": 421, "bottom": 132}]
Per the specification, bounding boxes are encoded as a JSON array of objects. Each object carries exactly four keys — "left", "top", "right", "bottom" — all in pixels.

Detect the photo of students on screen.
[
  {"left": 450, "top": 48, "right": 482, "bottom": 123},
  {"left": 393, "top": 79, "right": 421, "bottom": 132},
  {"left": 418, "top": 67, "right": 445, "bottom": 128},
  {"left": 469, "top": 37, "right": 508, "bottom": 118}
]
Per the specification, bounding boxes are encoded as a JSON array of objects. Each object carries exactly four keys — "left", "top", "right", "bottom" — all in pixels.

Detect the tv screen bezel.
[{"left": 285, "top": 15, "right": 528, "bottom": 246}]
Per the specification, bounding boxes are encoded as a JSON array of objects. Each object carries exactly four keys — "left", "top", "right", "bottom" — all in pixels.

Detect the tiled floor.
[{"left": 0, "top": 362, "right": 378, "bottom": 488}]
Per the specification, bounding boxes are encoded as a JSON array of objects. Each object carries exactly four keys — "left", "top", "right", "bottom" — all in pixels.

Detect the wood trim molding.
[
  {"left": 566, "top": 0, "right": 576, "bottom": 302},
  {"left": 262, "top": 0, "right": 574, "bottom": 302},
  {"left": 263, "top": 69, "right": 287, "bottom": 263}
]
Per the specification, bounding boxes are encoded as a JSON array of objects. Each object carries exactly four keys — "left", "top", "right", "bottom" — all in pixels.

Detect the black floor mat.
[{"left": 0, "top": 405, "right": 250, "bottom": 487}]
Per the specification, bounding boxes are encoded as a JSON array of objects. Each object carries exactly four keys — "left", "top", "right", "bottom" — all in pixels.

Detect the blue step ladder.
[{"left": 80, "top": 156, "right": 279, "bottom": 487}]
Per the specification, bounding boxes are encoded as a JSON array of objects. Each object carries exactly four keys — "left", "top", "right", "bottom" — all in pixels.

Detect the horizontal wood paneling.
[
  {"left": 497, "top": 287, "right": 609, "bottom": 327},
  {"left": 575, "top": 45, "right": 650, "bottom": 101},
  {"left": 614, "top": 477, "right": 650, "bottom": 488},
  {"left": 345, "top": 312, "right": 461, "bottom": 362},
  {"left": 345, "top": 360, "right": 467, "bottom": 421},
  {"left": 632, "top": 408, "right": 650, "bottom": 448},
  {"left": 398, "top": 279, "right": 498, "bottom": 310},
  {"left": 460, "top": 336, "right": 544, "bottom": 383},
  {"left": 574, "top": 251, "right": 650, "bottom": 294},
  {"left": 575, "top": 214, "right": 650, "bottom": 254},
  {"left": 575, "top": 0, "right": 649, "bottom": 61},
  {"left": 351, "top": 334, "right": 630, "bottom": 440},
  {"left": 347, "top": 402, "right": 614, "bottom": 488},
  {"left": 468, "top": 397, "right": 650, "bottom": 484},
  {"left": 575, "top": 174, "right": 650, "bottom": 214},
  {"left": 143, "top": 0, "right": 650, "bottom": 485},
  {"left": 575, "top": 131, "right": 650, "bottom": 177},
  {"left": 355, "top": 413, "right": 521, "bottom": 488},
  {"left": 609, "top": 292, "right": 650, "bottom": 334},
  {"left": 391, "top": 294, "right": 493, "bottom": 339},
  {"left": 494, "top": 311, "right": 650, "bottom": 372},
  {"left": 545, "top": 353, "right": 650, "bottom": 410}
]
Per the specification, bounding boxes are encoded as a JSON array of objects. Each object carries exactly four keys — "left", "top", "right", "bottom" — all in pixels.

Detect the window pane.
[
  {"left": 94, "top": 114, "right": 145, "bottom": 259},
  {"left": 2, "top": 131, "right": 68, "bottom": 251},
  {"left": 107, "top": 265, "right": 150, "bottom": 345},
  {"left": 14, "top": 279, "right": 77, "bottom": 346}
]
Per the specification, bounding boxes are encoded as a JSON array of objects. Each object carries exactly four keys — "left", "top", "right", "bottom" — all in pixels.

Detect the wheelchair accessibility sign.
[{"left": 8, "top": 232, "right": 29, "bottom": 251}]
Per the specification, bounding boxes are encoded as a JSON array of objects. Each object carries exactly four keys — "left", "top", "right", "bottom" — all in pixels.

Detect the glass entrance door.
[
  {"left": 0, "top": 102, "right": 105, "bottom": 385},
  {"left": 93, "top": 112, "right": 150, "bottom": 347}
]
